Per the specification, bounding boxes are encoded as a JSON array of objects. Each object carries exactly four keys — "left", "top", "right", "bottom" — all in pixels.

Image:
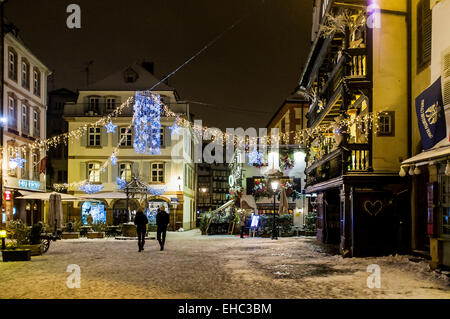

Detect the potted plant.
[
  {"left": 17, "top": 223, "right": 43, "bottom": 256},
  {"left": 87, "top": 222, "right": 106, "bottom": 239},
  {"left": 62, "top": 220, "right": 81, "bottom": 239},
  {"left": 2, "top": 221, "right": 31, "bottom": 262},
  {"left": 199, "top": 211, "right": 211, "bottom": 235},
  {"left": 303, "top": 211, "right": 317, "bottom": 236}
]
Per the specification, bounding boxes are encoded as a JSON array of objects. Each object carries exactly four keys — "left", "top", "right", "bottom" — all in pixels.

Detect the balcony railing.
[
  {"left": 305, "top": 143, "right": 371, "bottom": 187},
  {"left": 348, "top": 48, "right": 367, "bottom": 77},
  {"left": 344, "top": 143, "right": 370, "bottom": 171},
  {"left": 64, "top": 103, "right": 132, "bottom": 117}
]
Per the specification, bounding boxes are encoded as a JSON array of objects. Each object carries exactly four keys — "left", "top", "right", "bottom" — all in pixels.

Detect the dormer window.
[{"left": 123, "top": 68, "right": 138, "bottom": 83}]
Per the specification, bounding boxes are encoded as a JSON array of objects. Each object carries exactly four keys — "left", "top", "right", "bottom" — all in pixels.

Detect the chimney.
[{"left": 142, "top": 61, "right": 154, "bottom": 75}]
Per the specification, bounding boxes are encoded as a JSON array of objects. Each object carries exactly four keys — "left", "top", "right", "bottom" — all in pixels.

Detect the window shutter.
[
  {"left": 142, "top": 162, "right": 150, "bottom": 182},
  {"left": 133, "top": 162, "right": 140, "bottom": 177},
  {"left": 112, "top": 129, "right": 119, "bottom": 146},
  {"left": 101, "top": 127, "right": 108, "bottom": 147},
  {"left": 101, "top": 166, "right": 108, "bottom": 183},
  {"left": 164, "top": 162, "right": 171, "bottom": 184},
  {"left": 80, "top": 162, "right": 87, "bottom": 180},
  {"left": 80, "top": 129, "right": 87, "bottom": 147},
  {"left": 111, "top": 164, "right": 118, "bottom": 181},
  {"left": 164, "top": 126, "right": 172, "bottom": 147},
  {"left": 423, "top": 0, "right": 432, "bottom": 64},
  {"left": 418, "top": 0, "right": 432, "bottom": 68},
  {"left": 441, "top": 48, "right": 450, "bottom": 106}
]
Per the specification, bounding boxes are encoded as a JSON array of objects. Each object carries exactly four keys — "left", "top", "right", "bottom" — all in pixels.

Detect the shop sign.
[
  {"left": 4, "top": 191, "right": 11, "bottom": 201},
  {"left": 18, "top": 180, "right": 41, "bottom": 191}
]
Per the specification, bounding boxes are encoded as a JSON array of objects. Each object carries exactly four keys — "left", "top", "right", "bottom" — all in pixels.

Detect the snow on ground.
[{"left": 0, "top": 229, "right": 448, "bottom": 299}]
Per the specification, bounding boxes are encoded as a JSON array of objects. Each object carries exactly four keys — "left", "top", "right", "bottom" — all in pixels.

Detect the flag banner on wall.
[{"left": 415, "top": 77, "right": 446, "bottom": 150}]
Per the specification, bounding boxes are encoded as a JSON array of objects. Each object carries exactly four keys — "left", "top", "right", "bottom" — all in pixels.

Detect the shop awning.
[
  {"left": 402, "top": 145, "right": 450, "bottom": 165},
  {"left": 15, "top": 192, "right": 80, "bottom": 201},
  {"left": 80, "top": 192, "right": 127, "bottom": 199}
]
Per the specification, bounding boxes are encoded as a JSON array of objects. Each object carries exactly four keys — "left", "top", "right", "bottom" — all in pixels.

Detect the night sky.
[{"left": 5, "top": 0, "right": 312, "bottom": 129}]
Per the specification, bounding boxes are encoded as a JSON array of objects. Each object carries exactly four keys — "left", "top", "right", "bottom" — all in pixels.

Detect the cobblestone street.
[{"left": 0, "top": 230, "right": 448, "bottom": 299}]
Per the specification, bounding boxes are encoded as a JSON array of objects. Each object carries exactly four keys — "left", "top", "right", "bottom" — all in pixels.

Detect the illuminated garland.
[
  {"left": 133, "top": 91, "right": 162, "bottom": 155},
  {"left": 9, "top": 152, "right": 26, "bottom": 169},
  {"left": 78, "top": 183, "right": 104, "bottom": 194},
  {"left": 116, "top": 177, "right": 127, "bottom": 190},
  {"left": 147, "top": 186, "right": 167, "bottom": 196}
]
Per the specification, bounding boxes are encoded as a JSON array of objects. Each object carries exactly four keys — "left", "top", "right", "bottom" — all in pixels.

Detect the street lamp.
[{"left": 268, "top": 175, "right": 281, "bottom": 240}]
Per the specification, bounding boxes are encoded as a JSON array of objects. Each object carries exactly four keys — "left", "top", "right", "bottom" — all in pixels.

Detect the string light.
[
  {"left": 133, "top": 91, "right": 162, "bottom": 155},
  {"left": 9, "top": 152, "right": 26, "bottom": 169},
  {"left": 116, "top": 177, "right": 127, "bottom": 190},
  {"left": 169, "top": 116, "right": 183, "bottom": 136},
  {"left": 147, "top": 186, "right": 167, "bottom": 196},
  {"left": 78, "top": 183, "right": 104, "bottom": 194}
]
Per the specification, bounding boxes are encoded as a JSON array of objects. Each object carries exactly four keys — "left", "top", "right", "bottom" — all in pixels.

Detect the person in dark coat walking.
[
  {"left": 156, "top": 205, "right": 170, "bottom": 251},
  {"left": 134, "top": 210, "right": 148, "bottom": 252}
]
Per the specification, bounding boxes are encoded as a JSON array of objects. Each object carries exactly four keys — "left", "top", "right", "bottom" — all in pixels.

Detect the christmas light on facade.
[{"left": 105, "top": 121, "right": 117, "bottom": 134}]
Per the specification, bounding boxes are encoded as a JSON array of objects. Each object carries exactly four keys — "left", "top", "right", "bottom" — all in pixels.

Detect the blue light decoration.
[
  {"left": 133, "top": 91, "right": 162, "bottom": 155},
  {"left": 247, "top": 150, "right": 264, "bottom": 167},
  {"left": 169, "top": 117, "right": 183, "bottom": 136},
  {"left": 116, "top": 177, "right": 127, "bottom": 190},
  {"left": 9, "top": 152, "right": 26, "bottom": 169},
  {"left": 105, "top": 121, "right": 117, "bottom": 134},
  {"left": 78, "top": 183, "right": 104, "bottom": 194},
  {"left": 110, "top": 154, "right": 118, "bottom": 165},
  {"left": 81, "top": 201, "right": 106, "bottom": 225},
  {"left": 147, "top": 186, "right": 167, "bottom": 196}
]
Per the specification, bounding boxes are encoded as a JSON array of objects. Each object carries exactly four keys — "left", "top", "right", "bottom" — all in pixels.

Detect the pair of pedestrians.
[{"left": 134, "top": 206, "right": 170, "bottom": 252}]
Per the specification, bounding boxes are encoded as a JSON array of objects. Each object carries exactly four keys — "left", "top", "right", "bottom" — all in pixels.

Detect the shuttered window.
[{"left": 417, "top": 0, "right": 432, "bottom": 70}]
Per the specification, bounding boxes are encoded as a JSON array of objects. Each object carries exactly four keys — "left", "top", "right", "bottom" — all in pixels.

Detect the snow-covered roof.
[{"left": 84, "top": 62, "right": 174, "bottom": 92}]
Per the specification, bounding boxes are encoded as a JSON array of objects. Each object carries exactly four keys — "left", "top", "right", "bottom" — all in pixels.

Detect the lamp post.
[{"left": 270, "top": 179, "right": 279, "bottom": 240}]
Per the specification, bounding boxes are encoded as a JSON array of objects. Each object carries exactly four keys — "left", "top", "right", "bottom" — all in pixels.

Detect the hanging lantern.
[
  {"left": 408, "top": 166, "right": 415, "bottom": 176},
  {"left": 414, "top": 166, "right": 421, "bottom": 175},
  {"left": 399, "top": 166, "right": 406, "bottom": 177}
]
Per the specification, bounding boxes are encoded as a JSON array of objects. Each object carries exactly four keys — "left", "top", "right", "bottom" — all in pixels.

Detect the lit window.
[
  {"left": 8, "top": 49, "right": 17, "bottom": 80},
  {"left": 22, "top": 105, "right": 29, "bottom": 133},
  {"left": 88, "top": 163, "right": 101, "bottom": 183},
  {"left": 33, "top": 69, "right": 41, "bottom": 96},
  {"left": 119, "top": 163, "right": 132, "bottom": 182},
  {"left": 33, "top": 110, "right": 40, "bottom": 136},
  {"left": 377, "top": 112, "right": 395, "bottom": 136},
  {"left": 88, "top": 127, "right": 101, "bottom": 146},
  {"left": 151, "top": 163, "right": 164, "bottom": 183},
  {"left": 8, "top": 97, "right": 17, "bottom": 129},
  {"left": 32, "top": 151, "right": 39, "bottom": 180},
  {"left": 22, "top": 60, "right": 30, "bottom": 89},
  {"left": 120, "top": 127, "right": 132, "bottom": 147}
]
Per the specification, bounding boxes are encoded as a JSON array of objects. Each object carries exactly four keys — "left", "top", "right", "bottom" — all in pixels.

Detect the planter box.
[
  {"left": 122, "top": 224, "right": 137, "bottom": 237},
  {"left": 62, "top": 232, "right": 80, "bottom": 239},
  {"left": 305, "top": 231, "right": 316, "bottom": 237},
  {"left": 18, "top": 244, "right": 41, "bottom": 256},
  {"left": 2, "top": 249, "right": 31, "bottom": 262},
  {"left": 87, "top": 232, "right": 105, "bottom": 239}
]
